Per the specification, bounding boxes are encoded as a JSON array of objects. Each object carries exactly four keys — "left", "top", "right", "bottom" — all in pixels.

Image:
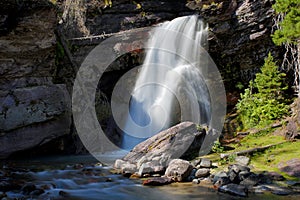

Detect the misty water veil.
[{"left": 121, "top": 15, "right": 212, "bottom": 150}]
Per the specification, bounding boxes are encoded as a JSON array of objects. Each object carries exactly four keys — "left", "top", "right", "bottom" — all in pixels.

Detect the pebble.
[{"left": 192, "top": 179, "right": 200, "bottom": 184}]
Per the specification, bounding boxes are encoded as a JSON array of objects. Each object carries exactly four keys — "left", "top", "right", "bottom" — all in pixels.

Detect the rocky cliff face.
[
  {"left": 0, "top": 0, "right": 282, "bottom": 157},
  {"left": 187, "top": 0, "right": 282, "bottom": 90},
  {"left": 0, "top": 0, "right": 71, "bottom": 158}
]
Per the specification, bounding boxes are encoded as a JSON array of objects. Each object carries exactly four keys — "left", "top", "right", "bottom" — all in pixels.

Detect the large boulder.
[
  {"left": 114, "top": 122, "right": 206, "bottom": 176},
  {"left": 122, "top": 121, "right": 206, "bottom": 167}
]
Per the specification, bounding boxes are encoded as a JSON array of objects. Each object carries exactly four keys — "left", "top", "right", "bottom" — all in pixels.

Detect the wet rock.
[
  {"left": 278, "top": 159, "right": 300, "bottom": 178},
  {"left": 253, "top": 185, "right": 272, "bottom": 194},
  {"left": 21, "top": 183, "right": 36, "bottom": 195},
  {"left": 199, "top": 158, "right": 212, "bottom": 168},
  {"left": 30, "top": 189, "right": 45, "bottom": 196},
  {"left": 165, "top": 159, "right": 193, "bottom": 182},
  {"left": 218, "top": 183, "right": 248, "bottom": 197},
  {"left": 122, "top": 171, "right": 133, "bottom": 178},
  {"left": 240, "top": 173, "right": 260, "bottom": 187},
  {"left": 235, "top": 156, "right": 250, "bottom": 166},
  {"left": 143, "top": 177, "right": 173, "bottom": 186},
  {"left": 214, "top": 177, "right": 231, "bottom": 187},
  {"left": 195, "top": 168, "right": 210, "bottom": 178},
  {"left": 286, "top": 181, "right": 300, "bottom": 187},
  {"left": 0, "top": 181, "right": 21, "bottom": 192},
  {"left": 0, "top": 192, "right": 7, "bottom": 198},
  {"left": 59, "top": 190, "right": 70, "bottom": 198},
  {"left": 264, "top": 185, "right": 293, "bottom": 196}
]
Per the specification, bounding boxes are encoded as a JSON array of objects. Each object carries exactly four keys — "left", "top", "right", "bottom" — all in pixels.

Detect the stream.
[{"left": 1, "top": 154, "right": 300, "bottom": 200}]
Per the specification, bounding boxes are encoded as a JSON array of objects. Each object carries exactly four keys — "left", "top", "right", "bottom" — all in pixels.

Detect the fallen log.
[{"left": 220, "top": 142, "right": 286, "bottom": 159}]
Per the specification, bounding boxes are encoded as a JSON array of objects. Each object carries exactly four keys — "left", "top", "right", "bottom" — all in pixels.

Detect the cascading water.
[{"left": 122, "top": 15, "right": 212, "bottom": 150}]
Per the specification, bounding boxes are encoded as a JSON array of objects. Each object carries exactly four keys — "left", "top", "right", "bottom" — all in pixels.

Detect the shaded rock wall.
[
  {"left": 0, "top": 0, "right": 71, "bottom": 158},
  {"left": 187, "top": 0, "right": 283, "bottom": 90}
]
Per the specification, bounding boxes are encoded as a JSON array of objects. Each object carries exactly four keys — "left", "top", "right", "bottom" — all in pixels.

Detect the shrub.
[{"left": 236, "top": 53, "right": 289, "bottom": 129}]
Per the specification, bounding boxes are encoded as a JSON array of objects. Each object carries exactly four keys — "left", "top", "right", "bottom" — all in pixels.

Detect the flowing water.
[
  {"left": 122, "top": 15, "right": 211, "bottom": 150},
  {"left": 2, "top": 155, "right": 299, "bottom": 200}
]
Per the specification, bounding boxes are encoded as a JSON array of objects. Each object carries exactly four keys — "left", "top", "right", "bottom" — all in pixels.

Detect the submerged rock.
[
  {"left": 142, "top": 177, "right": 173, "bottom": 186},
  {"left": 21, "top": 183, "right": 36, "bottom": 195},
  {"left": 218, "top": 183, "right": 248, "bottom": 197}
]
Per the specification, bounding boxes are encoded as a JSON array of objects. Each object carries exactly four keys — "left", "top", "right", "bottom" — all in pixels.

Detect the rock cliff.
[
  {"left": 0, "top": 0, "right": 71, "bottom": 158},
  {"left": 0, "top": 0, "right": 283, "bottom": 157}
]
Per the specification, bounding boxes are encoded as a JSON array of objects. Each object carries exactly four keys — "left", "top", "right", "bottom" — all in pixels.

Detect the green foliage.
[
  {"left": 272, "top": 0, "right": 300, "bottom": 45},
  {"left": 236, "top": 53, "right": 289, "bottom": 129},
  {"left": 211, "top": 140, "right": 224, "bottom": 153}
]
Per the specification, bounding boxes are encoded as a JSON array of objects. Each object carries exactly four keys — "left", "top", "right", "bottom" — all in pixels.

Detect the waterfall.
[{"left": 122, "top": 15, "right": 211, "bottom": 150}]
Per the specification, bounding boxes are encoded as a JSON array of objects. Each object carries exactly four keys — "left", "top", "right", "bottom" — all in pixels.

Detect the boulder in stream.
[{"left": 114, "top": 122, "right": 206, "bottom": 176}]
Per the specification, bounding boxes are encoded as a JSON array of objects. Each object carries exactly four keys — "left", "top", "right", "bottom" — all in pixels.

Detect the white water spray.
[{"left": 122, "top": 15, "right": 212, "bottom": 150}]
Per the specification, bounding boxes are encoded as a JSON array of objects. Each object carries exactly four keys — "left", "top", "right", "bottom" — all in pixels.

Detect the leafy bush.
[
  {"left": 211, "top": 140, "right": 224, "bottom": 153},
  {"left": 236, "top": 53, "right": 289, "bottom": 130}
]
